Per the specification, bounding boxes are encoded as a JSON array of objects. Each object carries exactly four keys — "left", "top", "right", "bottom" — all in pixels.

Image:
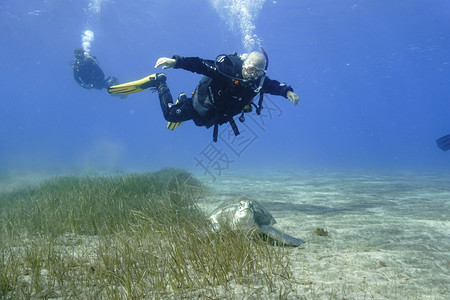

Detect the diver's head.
[
  {"left": 242, "top": 51, "right": 266, "bottom": 79},
  {"left": 74, "top": 48, "right": 85, "bottom": 60}
]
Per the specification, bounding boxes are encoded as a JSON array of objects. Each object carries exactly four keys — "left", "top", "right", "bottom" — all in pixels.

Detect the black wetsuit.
[
  {"left": 73, "top": 56, "right": 109, "bottom": 90},
  {"left": 157, "top": 54, "right": 294, "bottom": 128}
]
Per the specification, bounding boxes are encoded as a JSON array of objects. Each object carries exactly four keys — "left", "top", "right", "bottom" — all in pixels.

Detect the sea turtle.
[{"left": 208, "top": 196, "right": 305, "bottom": 247}]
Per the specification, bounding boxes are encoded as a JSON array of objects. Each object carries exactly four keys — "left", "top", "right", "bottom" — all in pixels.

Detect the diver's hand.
[
  {"left": 155, "top": 57, "right": 176, "bottom": 69},
  {"left": 287, "top": 91, "right": 299, "bottom": 106}
]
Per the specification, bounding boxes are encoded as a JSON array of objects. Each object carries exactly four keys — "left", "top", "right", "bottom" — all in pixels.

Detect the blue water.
[{"left": 1, "top": 0, "right": 449, "bottom": 178}]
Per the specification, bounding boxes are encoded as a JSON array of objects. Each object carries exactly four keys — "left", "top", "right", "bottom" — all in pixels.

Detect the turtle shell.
[{"left": 208, "top": 196, "right": 276, "bottom": 226}]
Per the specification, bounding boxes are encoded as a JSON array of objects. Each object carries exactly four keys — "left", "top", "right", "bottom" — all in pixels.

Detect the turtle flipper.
[{"left": 259, "top": 225, "right": 305, "bottom": 247}]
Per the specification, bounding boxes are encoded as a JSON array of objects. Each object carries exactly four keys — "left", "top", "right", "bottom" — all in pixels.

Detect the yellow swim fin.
[
  {"left": 167, "top": 121, "right": 182, "bottom": 130},
  {"left": 108, "top": 73, "right": 162, "bottom": 95},
  {"left": 166, "top": 93, "right": 186, "bottom": 130}
]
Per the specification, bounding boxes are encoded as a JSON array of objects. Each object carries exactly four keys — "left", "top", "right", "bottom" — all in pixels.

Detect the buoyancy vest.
[{"left": 192, "top": 53, "right": 266, "bottom": 142}]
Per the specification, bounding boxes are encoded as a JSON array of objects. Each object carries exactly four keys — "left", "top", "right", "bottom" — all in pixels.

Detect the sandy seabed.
[
  {"left": 197, "top": 170, "right": 450, "bottom": 299},
  {"left": 1, "top": 169, "right": 448, "bottom": 299}
]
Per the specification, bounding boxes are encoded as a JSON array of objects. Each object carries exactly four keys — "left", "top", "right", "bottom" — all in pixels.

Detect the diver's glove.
[
  {"left": 154, "top": 57, "right": 176, "bottom": 69},
  {"left": 287, "top": 91, "right": 299, "bottom": 106}
]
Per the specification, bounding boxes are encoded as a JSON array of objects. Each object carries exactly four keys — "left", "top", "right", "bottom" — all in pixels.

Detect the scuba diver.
[
  {"left": 108, "top": 51, "right": 299, "bottom": 141},
  {"left": 72, "top": 48, "right": 119, "bottom": 90},
  {"left": 436, "top": 134, "right": 450, "bottom": 151}
]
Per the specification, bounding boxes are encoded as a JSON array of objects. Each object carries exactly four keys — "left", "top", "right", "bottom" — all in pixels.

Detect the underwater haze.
[
  {"left": 1, "top": 0, "right": 450, "bottom": 178},
  {"left": 1, "top": 1, "right": 450, "bottom": 298}
]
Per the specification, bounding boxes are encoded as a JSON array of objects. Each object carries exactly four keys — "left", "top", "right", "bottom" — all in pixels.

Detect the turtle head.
[{"left": 232, "top": 200, "right": 256, "bottom": 229}]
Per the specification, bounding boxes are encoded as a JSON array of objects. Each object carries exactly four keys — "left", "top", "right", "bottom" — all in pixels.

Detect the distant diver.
[
  {"left": 436, "top": 134, "right": 450, "bottom": 151},
  {"left": 72, "top": 48, "right": 120, "bottom": 92},
  {"left": 108, "top": 51, "right": 299, "bottom": 141}
]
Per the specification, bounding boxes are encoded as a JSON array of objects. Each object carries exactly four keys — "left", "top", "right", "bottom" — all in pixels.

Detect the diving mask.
[
  {"left": 242, "top": 51, "right": 266, "bottom": 79},
  {"left": 242, "top": 62, "right": 265, "bottom": 79}
]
